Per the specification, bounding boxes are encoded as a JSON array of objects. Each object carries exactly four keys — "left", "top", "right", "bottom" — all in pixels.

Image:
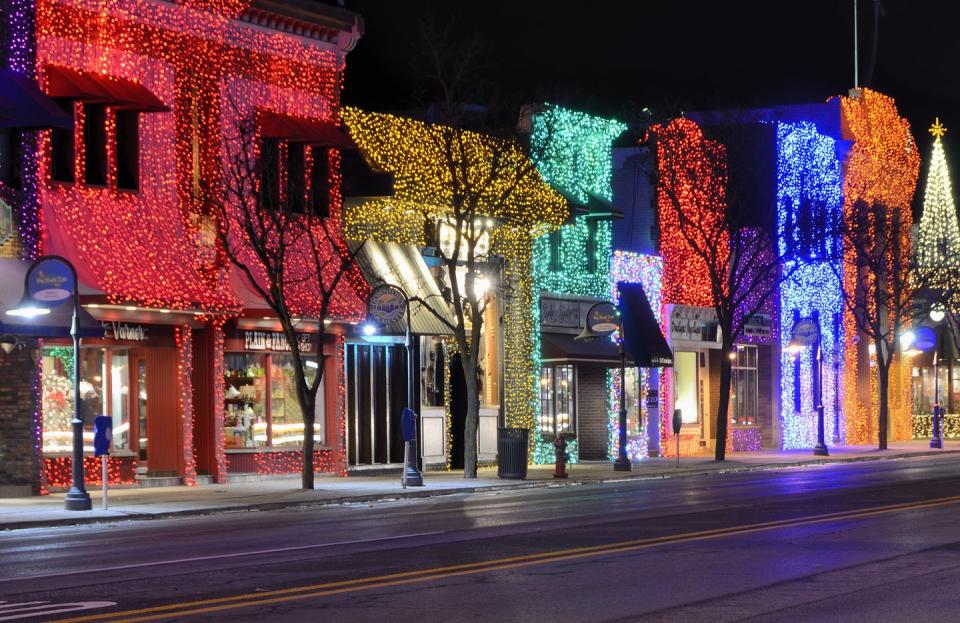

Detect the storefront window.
[
  {"left": 225, "top": 353, "right": 268, "bottom": 448},
  {"left": 539, "top": 365, "right": 575, "bottom": 436},
  {"left": 224, "top": 352, "right": 323, "bottom": 448},
  {"left": 420, "top": 337, "right": 445, "bottom": 407},
  {"left": 271, "top": 354, "right": 306, "bottom": 446},
  {"left": 42, "top": 347, "right": 107, "bottom": 453},
  {"left": 912, "top": 365, "right": 949, "bottom": 415},
  {"left": 731, "top": 345, "right": 758, "bottom": 426},
  {"left": 109, "top": 352, "right": 130, "bottom": 449},
  {"left": 675, "top": 351, "right": 699, "bottom": 425}
]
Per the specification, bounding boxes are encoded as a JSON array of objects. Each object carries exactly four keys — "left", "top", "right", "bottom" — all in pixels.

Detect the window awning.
[
  {"left": 0, "top": 259, "right": 102, "bottom": 338},
  {"left": 260, "top": 112, "right": 355, "bottom": 148},
  {"left": 541, "top": 332, "right": 629, "bottom": 367},
  {"left": 0, "top": 69, "right": 73, "bottom": 130},
  {"left": 617, "top": 282, "right": 673, "bottom": 367},
  {"left": 350, "top": 240, "right": 454, "bottom": 336},
  {"left": 44, "top": 66, "right": 169, "bottom": 112}
]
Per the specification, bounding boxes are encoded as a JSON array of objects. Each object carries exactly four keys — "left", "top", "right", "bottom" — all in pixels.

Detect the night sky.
[{"left": 339, "top": 0, "right": 958, "bottom": 150}]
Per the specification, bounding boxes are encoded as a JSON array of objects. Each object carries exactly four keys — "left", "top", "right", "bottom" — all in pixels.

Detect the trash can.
[{"left": 497, "top": 427, "right": 529, "bottom": 479}]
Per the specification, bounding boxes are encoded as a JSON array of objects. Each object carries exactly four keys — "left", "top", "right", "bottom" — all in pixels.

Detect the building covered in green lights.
[{"left": 529, "top": 105, "right": 629, "bottom": 463}]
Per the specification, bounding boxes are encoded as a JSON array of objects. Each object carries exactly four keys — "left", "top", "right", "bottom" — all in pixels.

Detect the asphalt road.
[{"left": 4, "top": 455, "right": 960, "bottom": 622}]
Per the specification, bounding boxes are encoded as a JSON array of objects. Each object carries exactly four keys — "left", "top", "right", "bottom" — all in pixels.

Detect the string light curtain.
[
  {"left": 776, "top": 121, "right": 844, "bottom": 448},
  {"left": 839, "top": 89, "right": 920, "bottom": 444}
]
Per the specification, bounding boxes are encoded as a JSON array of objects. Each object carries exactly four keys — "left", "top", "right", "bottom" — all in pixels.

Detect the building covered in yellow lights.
[{"left": 342, "top": 107, "right": 570, "bottom": 469}]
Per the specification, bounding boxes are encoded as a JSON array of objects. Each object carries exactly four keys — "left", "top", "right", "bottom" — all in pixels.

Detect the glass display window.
[
  {"left": 42, "top": 347, "right": 133, "bottom": 453},
  {"left": 224, "top": 352, "right": 323, "bottom": 449},
  {"left": 224, "top": 353, "right": 268, "bottom": 448},
  {"left": 539, "top": 364, "right": 575, "bottom": 437}
]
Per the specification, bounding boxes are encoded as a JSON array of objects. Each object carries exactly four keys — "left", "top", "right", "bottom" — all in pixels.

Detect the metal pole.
[
  {"left": 853, "top": 0, "right": 859, "bottom": 88},
  {"left": 403, "top": 295, "right": 423, "bottom": 486},
  {"left": 64, "top": 265, "right": 92, "bottom": 510},
  {"left": 932, "top": 344, "right": 943, "bottom": 449},
  {"left": 813, "top": 321, "right": 829, "bottom": 456},
  {"left": 614, "top": 342, "right": 631, "bottom": 471}
]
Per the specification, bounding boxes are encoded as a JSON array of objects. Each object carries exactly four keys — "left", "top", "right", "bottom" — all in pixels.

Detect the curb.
[{"left": 4, "top": 449, "right": 959, "bottom": 531}]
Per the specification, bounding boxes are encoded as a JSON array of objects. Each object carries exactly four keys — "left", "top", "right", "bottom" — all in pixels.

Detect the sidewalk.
[{"left": 3, "top": 441, "right": 958, "bottom": 531}]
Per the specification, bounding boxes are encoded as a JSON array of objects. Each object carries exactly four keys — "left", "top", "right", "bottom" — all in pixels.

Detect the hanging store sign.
[
  {"left": 367, "top": 284, "right": 407, "bottom": 325},
  {"left": 791, "top": 317, "right": 820, "bottom": 346},
  {"left": 585, "top": 302, "right": 620, "bottom": 336},
  {"left": 26, "top": 257, "right": 74, "bottom": 303},
  {"left": 243, "top": 330, "right": 312, "bottom": 353},
  {"left": 668, "top": 305, "right": 720, "bottom": 343},
  {"left": 102, "top": 321, "right": 148, "bottom": 342},
  {"left": 0, "top": 198, "right": 12, "bottom": 247}
]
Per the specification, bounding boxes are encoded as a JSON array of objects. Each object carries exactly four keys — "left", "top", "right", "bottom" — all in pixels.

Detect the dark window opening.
[
  {"left": 83, "top": 103, "right": 107, "bottom": 186},
  {"left": 549, "top": 229, "right": 562, "bottom": 271},
  {"left": 286, "top": 142, "right": 306, "bottom": 214},
  {"left": 258, "top": 137, "right": 280, "bottom": 209},
  {"left": 0, "top": 129, "right": 24, "bottom": 188},
  {"left": 311, "top": 147, "right": 330, "bottom": 218},
  {"left": 586, "top": 219, "right": 598, "bottom": 272},
  {"left": 115, "top": 110, "right": 139, "bottom": 191},
  {"left": 51, "top": 98, "right": 75, "bottom": 183}
]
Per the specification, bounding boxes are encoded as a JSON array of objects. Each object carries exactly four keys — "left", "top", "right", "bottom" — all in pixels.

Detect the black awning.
[
  {"left": 0, "top": 70, "right": 73, "bottom": 130},
  {"left": 0, "top": 259, "right": 102, "bottom": 338},
  {"left": 617, "top": 282, "right": 673, "bottom": 367},
  {"left": 541, "top": 332, "right": 629, "bottom": 367}
]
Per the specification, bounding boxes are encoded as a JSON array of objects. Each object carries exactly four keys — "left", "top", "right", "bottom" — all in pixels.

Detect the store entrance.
[{"left": 345, "top": 342, "right": 408, "bottom": 467}]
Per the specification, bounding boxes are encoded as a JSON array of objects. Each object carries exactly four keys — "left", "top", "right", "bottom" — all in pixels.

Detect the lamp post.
[
  {"left": 576, "top": 302, "right": 630, "bottom": 471},
  {"left": 786, "top": 315, "right": 828, "bottom": 456},
  {"left": 366, "top": 283, "right": 422, "bottom": 486},
  {"left": 932, "top": 345, "right": 943, "bottom": 449},
  {"left": 7, "top": 256, "right": 91, "bottom": 510}
]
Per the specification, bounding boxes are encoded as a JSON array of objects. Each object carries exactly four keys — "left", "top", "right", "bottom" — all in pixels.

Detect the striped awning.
[{"left": 350, "top": 241, "right": 454, "bottom": 336}]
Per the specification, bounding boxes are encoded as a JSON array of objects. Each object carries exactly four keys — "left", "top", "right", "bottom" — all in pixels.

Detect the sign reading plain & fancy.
[{"left": 243, "top": 330, "right": 312, "bottom": 353}]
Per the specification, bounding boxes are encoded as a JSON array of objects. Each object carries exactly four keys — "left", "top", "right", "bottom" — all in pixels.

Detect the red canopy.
[
  {"left": 260, "top": 112, "right": 354, "bottom": 148},
  {"left": 45, "top": 66, "right": 169, "bottom": 112}
]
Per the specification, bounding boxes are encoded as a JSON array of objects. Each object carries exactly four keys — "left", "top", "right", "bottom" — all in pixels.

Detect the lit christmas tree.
[{"left": 917, "top": 118, "right": 960, "bottom": 289}]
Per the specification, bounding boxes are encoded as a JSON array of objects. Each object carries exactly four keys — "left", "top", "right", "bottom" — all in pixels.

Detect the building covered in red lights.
[{"left": 0, "top": 0, "right": 369, "bottom": 494}]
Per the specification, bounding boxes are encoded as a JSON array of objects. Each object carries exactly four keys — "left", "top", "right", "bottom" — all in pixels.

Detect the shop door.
[
  {"left": 132, "top": 349, "right": 181, "bottom": 477},
  {"left": 130, "top": 354, "right": 148, "bottom": 463},
  {"left": 346, "top": 342, "right": 408, "bottom": 466}
]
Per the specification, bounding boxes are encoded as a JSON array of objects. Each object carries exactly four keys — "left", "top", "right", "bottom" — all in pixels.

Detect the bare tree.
[
  {"left": 836, "top": 200, "right": 946, "bottom": 449},
  {"left": 653, "top": 119, "right": 798, "bottom": 461},
  {"left": 355, "top": 19, "right": 563, "bottom": 478},
  {"left": 219, "top": 102, "right": 364, "bottom": 489}
]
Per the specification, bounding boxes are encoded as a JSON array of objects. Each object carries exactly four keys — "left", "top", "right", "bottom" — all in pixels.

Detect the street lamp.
[
  {"left": 7, "top": 256, "right": 91, "bottom": 510},
  {"left": 907, "top": 324, "right": 941, "bottom": 449},
  {"left": 576, "top": 302, "right": 630, "bottom": 471},
  {"left": 366, "top": 283, "right": 423, "bottom": 486},
  {"left": 787, "top": 315, "right": 828, "bottom": 456}
]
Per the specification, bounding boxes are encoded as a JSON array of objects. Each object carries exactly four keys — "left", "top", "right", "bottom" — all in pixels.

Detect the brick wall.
[
  {"left": 576, "top": 366, "right": 609, "bottom": 460},
  {"left": 0, "top": 341, "right": 42, "bottom": 496}
]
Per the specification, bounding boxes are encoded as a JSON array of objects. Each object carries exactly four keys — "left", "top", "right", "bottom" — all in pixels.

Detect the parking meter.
[{"left": 93, "top": 415, "right": 112, "bottom": 510}]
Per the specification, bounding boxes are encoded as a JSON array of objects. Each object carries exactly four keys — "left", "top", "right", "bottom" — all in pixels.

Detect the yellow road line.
[{"left": 53, "top": 494, "right": 960, "bottom": 623}]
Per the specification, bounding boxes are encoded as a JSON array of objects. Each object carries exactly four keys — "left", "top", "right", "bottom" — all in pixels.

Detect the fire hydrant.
[{"left": 553, "top": 433, "right": 569, "bottom": 479}]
